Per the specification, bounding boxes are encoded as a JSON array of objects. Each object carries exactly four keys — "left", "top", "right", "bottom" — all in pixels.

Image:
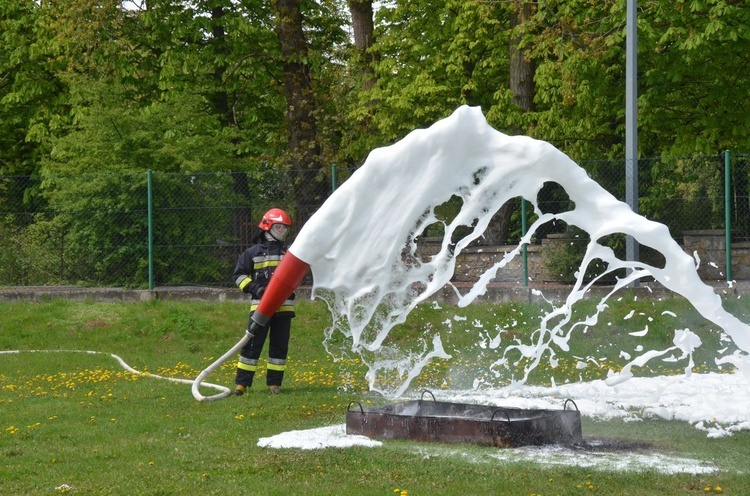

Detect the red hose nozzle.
[{"left": 255, "top": 251, "right": 310, "bottom": 319}]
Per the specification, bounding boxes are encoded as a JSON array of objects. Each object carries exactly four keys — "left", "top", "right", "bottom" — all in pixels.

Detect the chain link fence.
[{"left": 1, "top": 153, "right": 748, "bottom": 288}]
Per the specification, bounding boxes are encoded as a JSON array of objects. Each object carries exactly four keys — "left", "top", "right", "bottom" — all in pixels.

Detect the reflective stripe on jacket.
[{"left": 233, "top": 238, "right": 295, "bottom": 316}]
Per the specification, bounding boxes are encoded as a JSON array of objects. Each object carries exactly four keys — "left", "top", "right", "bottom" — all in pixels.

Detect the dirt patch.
[
  {"left": 83, "top": 318, "right": 109, "bottom": 329},
  {"left": 574, "top": 437, "right": 655, "bottom": 453}
]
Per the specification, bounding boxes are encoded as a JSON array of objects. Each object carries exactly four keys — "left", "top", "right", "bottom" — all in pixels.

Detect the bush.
[{"left": 542, "top": 227, "right": 622, "bottom": 284}]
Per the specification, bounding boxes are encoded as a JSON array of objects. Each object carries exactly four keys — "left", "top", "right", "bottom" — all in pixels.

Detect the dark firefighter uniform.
[{"left": 233, "top": 235, "right": 295, "bottom": 393}]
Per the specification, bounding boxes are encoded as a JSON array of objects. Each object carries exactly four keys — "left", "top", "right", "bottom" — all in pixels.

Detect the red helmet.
[{"left": 259, "top": 208, "right": 292, "bottom": 231}]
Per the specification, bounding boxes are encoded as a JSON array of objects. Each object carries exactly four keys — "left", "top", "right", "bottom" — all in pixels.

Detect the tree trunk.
[
  {"left": 509, "top": 1, "right": 536, "bottom": 112},
  {"left": 274, "top": 0, "right": 322, "bottom": 225},
  {"left": 481, "top": 1, "right": 537, "bottom": 246},
  {"left": 209, "top": 4, "right": 254, "bottom": 248},
  {"left": 348, "top": 0, "right": 375, "bottom": 91}
]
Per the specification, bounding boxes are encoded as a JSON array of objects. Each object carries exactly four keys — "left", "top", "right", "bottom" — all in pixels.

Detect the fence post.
[
  {"left": 147, "top": 169, "right": 154, "bottom": 290},
  {"left": 521, "top": 198, "right": 528, "bottom": 287},
  {"left": 331, "top": 163, "right": 338, "bottom": 192},
  {"left": 725, "top": 150, "right": 732, "bottom": 282}
]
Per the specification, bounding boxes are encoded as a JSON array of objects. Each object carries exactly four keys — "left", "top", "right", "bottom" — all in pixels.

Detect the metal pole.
[
  {"left": 521, "top": 198, "right": 528, "bottom": 286},
  {"left": 725, "top": 150, "right": 732, "bottom": 282},
  {"left": 331, "top": 163, "right": 338, "bottom": 192},
  {"left": 147, "top": 169, "right": 154, "bottom": 290},
  {"left": 625, "top": 0, "right": 639, "bottom": 276}
]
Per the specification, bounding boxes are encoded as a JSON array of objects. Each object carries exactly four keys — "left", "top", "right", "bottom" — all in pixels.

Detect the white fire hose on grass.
[
  {"left": 5, "top": 256, "right": 309, "bottom": 403},
  {"left": 190, "top": 331, "right": 252, "bottom": 401},
  {"left": 1, "top": 331, "right": 252, "bottom": 402}
]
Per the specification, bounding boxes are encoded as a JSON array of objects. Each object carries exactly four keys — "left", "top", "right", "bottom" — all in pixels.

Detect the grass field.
[{"left": 1, "top": 296, "right": 749, "bottom": 495}]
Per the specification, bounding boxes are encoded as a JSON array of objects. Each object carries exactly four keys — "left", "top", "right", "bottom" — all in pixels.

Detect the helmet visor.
[{"left": 269, "top": 223, "right": 289, "bottom": 241}]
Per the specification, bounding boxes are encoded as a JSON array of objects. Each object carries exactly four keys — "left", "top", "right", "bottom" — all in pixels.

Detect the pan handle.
[
  {"left": 420, "top": 390, "right": 437, "bottom": 402},
  {"left": 347, "top": 401, "right": 364, "bottom": 414},
  {"left": 490, "top": 409, "right": 511, "bottom": 423}
]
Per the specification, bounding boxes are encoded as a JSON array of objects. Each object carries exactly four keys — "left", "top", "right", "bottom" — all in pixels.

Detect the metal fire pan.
[{"left": 346, "top": 391, "right": 582, "bottom": 448}]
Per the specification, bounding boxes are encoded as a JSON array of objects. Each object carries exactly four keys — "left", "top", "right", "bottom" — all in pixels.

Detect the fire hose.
[
  {"left": 1, "top": 333, "right": 250, "bottom": 402},
  {"left": 1, "top": 348, "right": 237, "bottom": 400},
  {"left": 190, "top": 330, "right": 252, "bottom": 402}
]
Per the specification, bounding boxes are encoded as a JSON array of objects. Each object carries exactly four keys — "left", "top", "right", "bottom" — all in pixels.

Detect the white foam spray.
[{"left": 289, "top": 106, "right": 750, "bottom": 397}]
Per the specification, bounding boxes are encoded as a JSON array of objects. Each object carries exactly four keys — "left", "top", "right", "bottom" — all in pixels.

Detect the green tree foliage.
[
  {"left": 509, "top": 0, "right": 629, "bottom": 159},
  {"left": 44, "top": 79, "right": 241, "bottom": 174},
  {"left": 34, "top": 171, "right": 241, "bottom": 287},
  {"left": 2, "top": 0, "right": 750, "bottom": 287},
  {"left": 344, "top": 0, "right": 747, "bottom": 162},
  {"left": 1, "top": 1, "right": 63, "bottom": 175},
  {"left": 501, "top": 0, "right": 750, "bottom": 159},
  {"left": 6, "top": 0, "right": 748, "bottom": 192},
  {"left": 0, "top": 0, "right": 71, "bottom": 219},
  {"left": 345, "top": 0, "right": 514, "bottom": 158},
  {"left": 637, "top": 0, "right": 750, "bottom": 156}
]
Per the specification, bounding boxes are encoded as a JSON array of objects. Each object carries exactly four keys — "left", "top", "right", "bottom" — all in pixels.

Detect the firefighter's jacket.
[{"left": 233, "top": 238, "right": 295, "bottom": 315}]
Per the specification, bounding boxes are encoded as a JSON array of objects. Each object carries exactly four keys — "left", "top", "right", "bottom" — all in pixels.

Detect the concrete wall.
[
  {"left": 682, "top": 230, "right": 750, "bottom": 281},
  {"left": 3, "top": 233, "right": 748, "bottom": 304},
  {"left": 416, "top": 235, "right": 594, "bottom": 284},
  {"left": 419, "top": 231, "right": 748, "bottom": 285}
]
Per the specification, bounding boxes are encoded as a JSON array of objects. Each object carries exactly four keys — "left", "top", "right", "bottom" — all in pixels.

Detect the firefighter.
[{"left": 232, "top": 208, "right": 295, "bottom": 395}]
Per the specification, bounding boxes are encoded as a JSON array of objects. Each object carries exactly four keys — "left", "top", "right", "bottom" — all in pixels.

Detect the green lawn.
[{"left": 1, "top": 297, "right": 748, "bottom": 495}]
